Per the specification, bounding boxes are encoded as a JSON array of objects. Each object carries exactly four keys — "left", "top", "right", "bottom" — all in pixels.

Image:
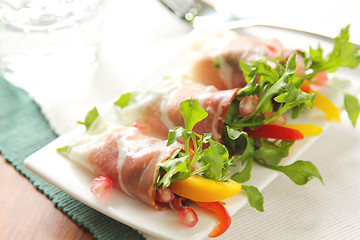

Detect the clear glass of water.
[{"left": 0, "top": 0, "right": 104, "bottom": 89}]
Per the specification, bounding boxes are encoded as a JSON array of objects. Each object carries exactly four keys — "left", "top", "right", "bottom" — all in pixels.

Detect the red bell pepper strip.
[
  {"left": 244, "top": 124, "right": 304, "bottom": 141},
  {"left": 195, "top": 201, "right": 231, "bottom": 238}
]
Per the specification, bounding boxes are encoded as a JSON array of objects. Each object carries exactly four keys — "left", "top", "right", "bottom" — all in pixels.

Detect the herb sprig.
[
  {"left": 157, "top": 99, "right": 236, "bottom": 188},
  {"left": 157, "top": 99, "right": 265, "bottom": 211}
]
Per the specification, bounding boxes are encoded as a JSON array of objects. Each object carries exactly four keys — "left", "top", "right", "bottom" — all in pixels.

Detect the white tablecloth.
[{"left": 21, "top": 0, "right": 360, "bottom": 239}]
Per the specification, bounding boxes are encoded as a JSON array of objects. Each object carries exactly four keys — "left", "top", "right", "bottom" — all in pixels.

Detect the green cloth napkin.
[{"left": 0, "top": 76, "right": 144, "bottom": 240}]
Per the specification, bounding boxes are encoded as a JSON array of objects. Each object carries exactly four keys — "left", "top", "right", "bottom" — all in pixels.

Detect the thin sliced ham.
[
  {"left": 120, "top": 78, "right": 239, "bottom": 142},
  {"left": 67, "top": 124, "right": 183, "bottom": 209},
  {"left": 187, "top": 30, "right": 284, "bottom": 90}
]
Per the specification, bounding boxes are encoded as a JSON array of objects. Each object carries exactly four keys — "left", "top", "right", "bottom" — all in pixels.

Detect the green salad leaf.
[
  {"left": 242, "top": 185, "right": 264, "bottom": 212},
  {"left": 200, "top": 139, "right": 233, "bottom": 181},
  {"left": 305, "top": 25, "right": 360, "bottom": 79},
  {"left": 114, "top": 93, "right": 132, "bottom": 108},
  {"left": 180, "top": 98, "right": 208, "bottom": 131},
  {"left": 77, "top": 107, "right": 99, "bottom": 130},
  {"left": 265, "top": 160, "right": 324, "bottom": 185},
  {"left": 156, "top": 151, "right": 189, "bottom": 188},
  {"left": 301, "top": 25, "right": 360, "bottom": 126},
  {"left": 228, "top": 52, "right": 306, "bottom": 129},
  {"left": 56, "top": 145, "right": 70, "bottom": 156},
  {"left": 157, "top": 99, "right": 232, "bottom": 188},
  {"left": 344, "top": 93, "right": 360, "bottom": 127},
  {"left": 253, "top": 139, "right": 294, "bottom": 166},
  {"left": 157, "top": 99, "right": 264, "bottom": 211},
  {"left": 231, "top": 157, "right": 253, "bottom": 183},
  {"left": 167, "top": 127, "right": 186, "bottom": 146}
]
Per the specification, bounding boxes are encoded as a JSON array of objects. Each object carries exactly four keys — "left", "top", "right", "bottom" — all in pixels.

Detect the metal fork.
[
  {"left": 159, "top": 0, "right": 236, "bottom": 26},
  {"left": 159, "top": 0, "right": 360, "bottom": 46}
]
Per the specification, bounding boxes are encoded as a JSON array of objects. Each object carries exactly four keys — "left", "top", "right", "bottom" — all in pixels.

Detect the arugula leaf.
[
  {"left": 291, "top": 103, "right": 307, "bottom": 119},
  {"left": 231, "top": 157, "right": 253, "bottom": 183},
  {"left": 300, "top": 26, "right": 360, "bottom": 127},
  {"left": 114, "top": 93, "right": 131, "bottom": 108},
  {"left": 200, "top": 139, "right": 231, "bottom": 181},
  {"left": 157, "top": 99, "right": 231, "bottom": 187},
  {"left": 265, "top": 160, "right": 323, "bottom": 185},
  {"left": 274, "top": 82, "right": 315, "bottom": 109},
  {"left": 180, "top": 99, "right": 208, "bottom": 131},
  {"left": 239, "top": 59, "right": 280, "bottom": 84},
  {"left": 231, "top": 53, "right": 298, "bottom": 128},
  {"left": 225, "top": 98, "right": 242, "bottom": 124},
  {"left": 228, "top": 55, "right": 305, "bottom": 129},
  {"left": 226, "top": 126, "right": 242, "bottom": 140},
  {"left": 325, "top": 25, "right": 360, "bottom": 70},
  {"left": 305, "top": 25, "right": 360, "bottom": 79},
  {"left": 235, "top": 76, "right": 261, "bottom": 97},
  {"left": 222, "top": 126, "right": 254, "bottom": 163},
  {"left": 344, "top": 93, "right": 360, "bottom": 127},
  {"left": 167, "top": 127, "right": 185, "bottom": 146},
  {"left": 157, "top": 154, "right": 189, "bottom": 188},
  {"left": 253, "top": 139, "right": 294, "bottom": 166},
  {"left": 242, "top": 185, "right": 264, "bottom": 212},
  {"left": 77, "top": 107, "right": 99, "bottom": 130}
]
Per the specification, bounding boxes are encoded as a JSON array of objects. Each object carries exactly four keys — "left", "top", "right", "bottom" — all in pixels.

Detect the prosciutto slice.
[
  {"left": 187, "top": 30, "right": 283, "bottom": 90},
  {"left": 120, "top": 78, "right": 239, "bottom": 142},
  {"left": 67, "top": 123, "right": 182, "bottom": 209}
]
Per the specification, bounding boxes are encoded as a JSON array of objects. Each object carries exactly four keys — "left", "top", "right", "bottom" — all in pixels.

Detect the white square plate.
[{"left": 24, "top": 23, "right": 360, "bottom": 240}]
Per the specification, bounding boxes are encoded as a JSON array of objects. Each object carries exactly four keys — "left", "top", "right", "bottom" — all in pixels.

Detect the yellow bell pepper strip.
[
  {"left": 195, "top": 201, "right": 231, "bottom": 238},
  {"left": 244, "top": 124, "right": 304, "bottom": 141},
  {"left": 310, "top": 89, "right": 341, "bottom": 123},
  {"left": 283, "top": 124, "right": 323, "bottom": 137},
  {"left": 169, "top": 175, "right": 241, "bottom": 202}
]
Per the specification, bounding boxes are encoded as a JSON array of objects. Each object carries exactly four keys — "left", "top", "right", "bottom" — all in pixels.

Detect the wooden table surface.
[{"left": 0, "top": 155, "right": 93, "bottom": 240}]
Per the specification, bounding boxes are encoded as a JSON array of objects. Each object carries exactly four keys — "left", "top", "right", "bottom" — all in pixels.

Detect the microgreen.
[
  {"left": 57, "top": 107, "right": 101, "bottom": 155},
  {"left": 77, "top": 107, "right": 99, "bottom": 130},
  {"left": 56, "top": 145, "right": 70, "bottom": 156},
  {"left": 114, "top": 93, "right": 132, "bottom": 108}
]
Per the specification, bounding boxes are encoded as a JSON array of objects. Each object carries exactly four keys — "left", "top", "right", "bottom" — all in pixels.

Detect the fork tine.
[
  {"left": 159, "top": 0, "right": 235, "bottom": 24},
  {"left": 160, "top": 0, "right": 200, "bottom": 19}
]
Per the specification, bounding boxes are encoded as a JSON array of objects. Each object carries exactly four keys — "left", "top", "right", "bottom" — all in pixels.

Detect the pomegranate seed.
[
  {"left": 179, "top": 208, "right": 198, "bottom": 228},
  {"left": 169, "top": 196, "right": 186, "bottom": 211},
  {"left": 156, "top": 187, "right": 175, "bottom": 203},
  {"left": 239, "top": 96, "right": 258, "bottom": 118},
  {"left": 90, "top": 176, "right": 113, "bottom": 198}
]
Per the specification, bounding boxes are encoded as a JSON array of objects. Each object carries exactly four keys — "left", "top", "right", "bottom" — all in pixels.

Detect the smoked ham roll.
[
  {"left": 187, "top": 30, "right": 283, "bottom": 90},
  {"left": 62, "top": 117, "right": 183, "bottom": 209},
  {"left": 118, "top": 77, "right": 239, "bottom": 142}
]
